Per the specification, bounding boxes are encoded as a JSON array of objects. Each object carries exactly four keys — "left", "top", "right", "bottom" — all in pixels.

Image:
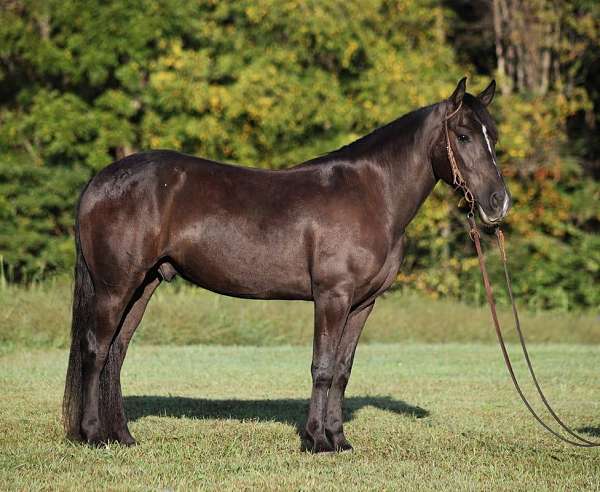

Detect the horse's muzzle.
[{"left": 478, "top": 192, "right": 511, "bottom": 225}]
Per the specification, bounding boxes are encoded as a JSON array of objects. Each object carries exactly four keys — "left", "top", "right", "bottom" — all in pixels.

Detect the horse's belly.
[{"left": 169, "top": 228, "right": 312, "bottom": 300}]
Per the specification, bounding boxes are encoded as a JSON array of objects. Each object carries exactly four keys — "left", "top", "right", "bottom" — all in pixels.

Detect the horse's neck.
[{"left": 374, "top": 110, "right": 441, "bottom": 241}]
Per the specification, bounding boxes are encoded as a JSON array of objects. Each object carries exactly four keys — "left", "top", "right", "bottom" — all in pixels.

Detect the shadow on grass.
[
  {"left": 124, "top": 395, "right": 428, "bottom": 432},
  {"left": 577, "top": 426, "right": 600, "bottom": 437}
]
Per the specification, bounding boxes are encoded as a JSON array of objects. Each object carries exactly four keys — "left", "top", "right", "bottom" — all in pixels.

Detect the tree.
[{"left": 0, "top": 0, "right": 597, "bottom": 309}]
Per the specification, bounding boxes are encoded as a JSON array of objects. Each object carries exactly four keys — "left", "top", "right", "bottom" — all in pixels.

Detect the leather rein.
[{"left": 444, "top": 103, "right": 598, "bottom": 447}]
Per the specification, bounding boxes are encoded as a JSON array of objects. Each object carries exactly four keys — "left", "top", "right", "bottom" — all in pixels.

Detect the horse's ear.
[
  {"left": 449, "top": 77, "right": 467, "bottom": 111},
  {"left": 478, "top": 80, "right": 496, "bottom": 106}
]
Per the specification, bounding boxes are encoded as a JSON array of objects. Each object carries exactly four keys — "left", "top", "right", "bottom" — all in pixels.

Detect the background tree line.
[{"left": 0, "top": 0, "right": 597, "bottom": 310}]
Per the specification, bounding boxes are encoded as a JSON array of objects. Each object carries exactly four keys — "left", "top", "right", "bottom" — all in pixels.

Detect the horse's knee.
[
  {"left": 332, "top": 372, "right": 350, "bottom": 392},
  {"left": 311, "top": 363, "right": 334, "bottom": 389}
]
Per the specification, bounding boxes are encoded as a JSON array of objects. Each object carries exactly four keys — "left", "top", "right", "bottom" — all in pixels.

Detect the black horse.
[{"left": 63, "top": 77, "right": 510, "bottom": 452}]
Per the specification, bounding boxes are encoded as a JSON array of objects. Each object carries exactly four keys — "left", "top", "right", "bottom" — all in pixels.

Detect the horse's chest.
[{"left": 352, "top": 236, "right": 405, "bottom": 302}]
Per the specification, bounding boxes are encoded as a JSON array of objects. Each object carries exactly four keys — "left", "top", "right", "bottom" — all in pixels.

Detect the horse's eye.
[{"left": 457, "top": 134, "right": 470, "bottom": 143}]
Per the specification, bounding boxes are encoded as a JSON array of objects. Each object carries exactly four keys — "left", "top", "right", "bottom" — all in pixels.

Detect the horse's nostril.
[{"left": 489, "top": 191, "right": 504, "bottom": 211}]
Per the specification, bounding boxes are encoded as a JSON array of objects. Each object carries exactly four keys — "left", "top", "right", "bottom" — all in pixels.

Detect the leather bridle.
[
  {"left": 444, "top": 101, "right": 474, "bottom": 215},
  {"left": 444, "top": 103, "right": 599, "bottom": 447}
]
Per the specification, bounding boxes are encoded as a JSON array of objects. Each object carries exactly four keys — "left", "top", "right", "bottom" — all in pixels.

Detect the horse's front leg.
[
  {"left": 305, "top": 288, "right": 352, "bottom": 453},
  {"left": 324, "top": 302, "right": 374, "bottom": 451}
]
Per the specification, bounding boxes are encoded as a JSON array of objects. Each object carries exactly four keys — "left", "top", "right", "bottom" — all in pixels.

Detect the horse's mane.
[
  {"left": 299, "top": 103, "right": 437, "bottom": 166},
  {"left": 299, "top": 93, "right": 497, "bottom": 168}
]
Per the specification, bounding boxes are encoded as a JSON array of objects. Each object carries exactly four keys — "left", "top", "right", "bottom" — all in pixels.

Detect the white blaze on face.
[
  {"left": 481, "top": 124, "right": 502, "bottom": 177},
  {"left": 480, "top": 123, "right": 510, "bottom": 220}
]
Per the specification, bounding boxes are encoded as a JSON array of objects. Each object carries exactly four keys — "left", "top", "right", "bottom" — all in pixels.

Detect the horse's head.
[{"left": 435, "top": 77, "right": 511, "bottom": 225}]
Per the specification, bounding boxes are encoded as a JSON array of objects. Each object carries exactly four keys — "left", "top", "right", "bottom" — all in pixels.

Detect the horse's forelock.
[{"left": 463, "top": 93, "right": 498, "bottom": 141}]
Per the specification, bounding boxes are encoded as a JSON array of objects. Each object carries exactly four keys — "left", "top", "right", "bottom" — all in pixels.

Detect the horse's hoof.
[
  {"left": 81, "top": 418, "right": 104, "bottom": 445},
  {"left": 336, "top": 440, "right": 353, "bottom": 452},
  {"left": 331, "top": 436, "right": 353, "bottom": 452},
  {"left": 121, "top": 435, "right": 137, "bottom": 447},
  {"left": 326, "top": 430, "right": 354, "bottom": 452},
  {"left": 113, "top": 428, "right": 137, "bottom": 446},
  {"left": 85, "top": 434, "right": 107, "bottom": 447},
  {"left": 328, "top": 434, "right": 353, "bottom": 452},
  {"left": 310, "top": 438, "right": 336, "bottom": 453},
  {"left": 114, "top": 434, "right": 136, "bottom": 446},
  {"left": 82, "top": 429, "right": 105, "bottom": 447}
]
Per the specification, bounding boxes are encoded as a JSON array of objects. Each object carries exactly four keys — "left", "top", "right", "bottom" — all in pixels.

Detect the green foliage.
[{"left": 0, "top": 0, "right": 597, "bottom": 308}]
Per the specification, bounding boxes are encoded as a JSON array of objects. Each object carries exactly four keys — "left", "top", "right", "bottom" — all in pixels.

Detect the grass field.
[
  {"left": 1, "top": 343, "right": 600, "bottom": 490},
  {"left": 1, "top": 277, "right": 598, "bottom": 352},
  {"left": 1, "top": 280, "right": 599, "bottom": 489}
]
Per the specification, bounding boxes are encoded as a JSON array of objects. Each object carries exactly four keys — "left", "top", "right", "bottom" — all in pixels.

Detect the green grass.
[
  {"left": 0, "top": 277, "right": 598, "bottom": 352},
  {"left": 1, "top": 344, "right": 600, "bottom": 490}
]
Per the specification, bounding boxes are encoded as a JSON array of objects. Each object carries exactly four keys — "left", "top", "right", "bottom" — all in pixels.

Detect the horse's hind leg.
[
  {"left": 117, "top": 274, "right": 161, "bottom": 364},
  {"left": 109, "top": 274, "right": 161, "bottom": 444},
  {"left": 325, "top": 302, "right": 374, "bottom": 451},
  {"left": 305, "top": 287, "right": 352, "bottom": 453},
  {"left": 80, "top": 285, "right": 134, "bottom": 445}
]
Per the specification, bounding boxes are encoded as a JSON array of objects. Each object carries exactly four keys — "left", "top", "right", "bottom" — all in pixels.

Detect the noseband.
[{"left": 444, "top": 101, "right": 599, "bottom": 448}]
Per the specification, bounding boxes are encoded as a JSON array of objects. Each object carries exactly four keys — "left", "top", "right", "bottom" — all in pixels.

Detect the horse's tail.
[{"left": 63, "top": 211, "right": 95, "bottom": 441}]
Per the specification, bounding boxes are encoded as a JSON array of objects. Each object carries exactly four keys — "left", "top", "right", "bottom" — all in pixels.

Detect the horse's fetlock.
[
  {"left": 82, "top": 416, "right": 98, "bottom": 427},
  {"left": 306, "top": 419, "right": 321, "bottom": 436},
  {"left": 326, "top": 416, "right": 342, "bottom": 432}
]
